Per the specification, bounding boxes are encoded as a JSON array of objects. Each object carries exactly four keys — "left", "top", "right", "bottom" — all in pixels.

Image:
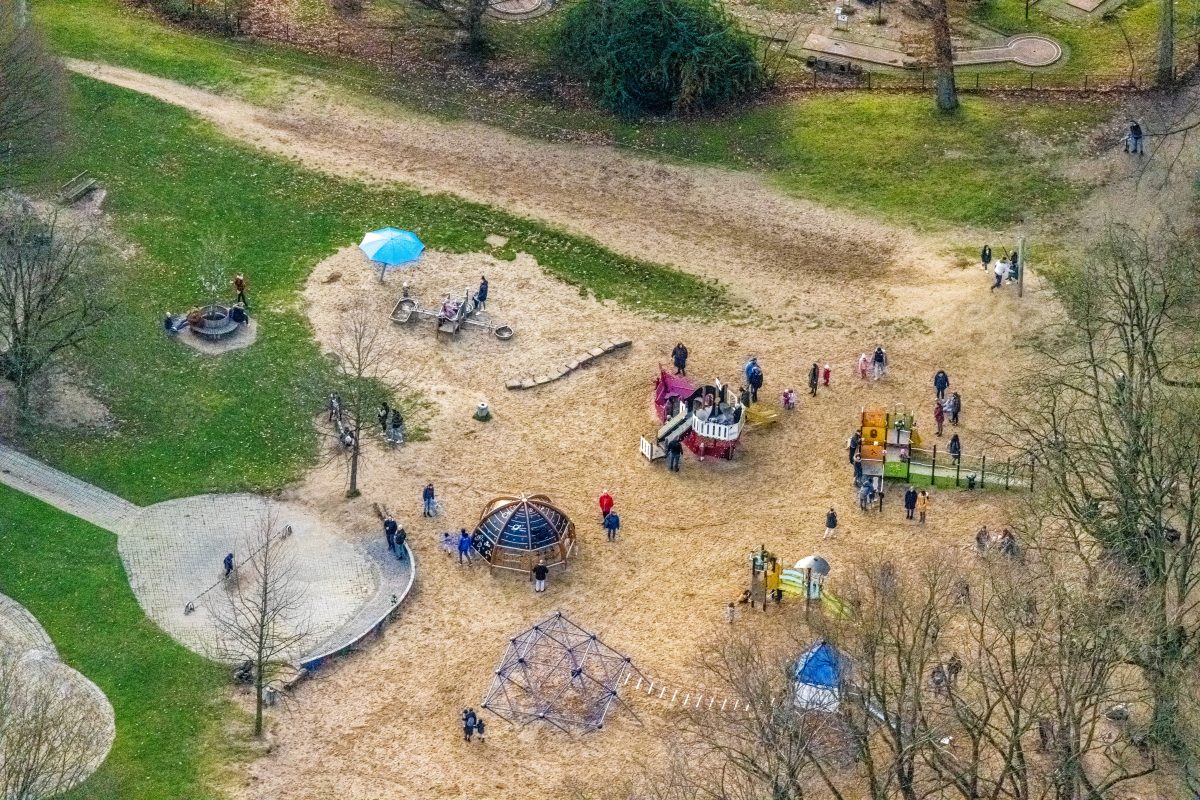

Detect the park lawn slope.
[
  {"left": 24, "top": 76, "right": 724, "bottom": 504},
  {"left": 38, "top": 0, "right": 1110, "bottom": 228},
  {"left": 0, "top": 485, "right": 236, "bottom": 800}
]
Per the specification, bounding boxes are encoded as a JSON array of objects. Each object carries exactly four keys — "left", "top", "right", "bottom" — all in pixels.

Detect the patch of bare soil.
[{"left": 0, "top": 369, "right": 114, "bottom": 433}]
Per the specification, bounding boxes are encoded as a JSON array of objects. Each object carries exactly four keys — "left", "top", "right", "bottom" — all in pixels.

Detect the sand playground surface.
[{"left": 233, "top": 237, "right": 1051, "bottom": 800}]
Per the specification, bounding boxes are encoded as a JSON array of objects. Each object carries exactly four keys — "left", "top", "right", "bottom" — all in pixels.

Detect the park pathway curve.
[{"left": 0, "top": 442, "right": 412, "bottom": 667}]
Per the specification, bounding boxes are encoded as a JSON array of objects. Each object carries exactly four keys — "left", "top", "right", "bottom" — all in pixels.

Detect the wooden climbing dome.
[{"left": 470, "top": 494, "right": 576, "bottom": 572}]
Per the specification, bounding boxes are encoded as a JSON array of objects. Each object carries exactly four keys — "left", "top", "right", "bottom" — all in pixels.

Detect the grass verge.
[
  {"left": 38, "top": 0, "right": 1111, "bottom": 228},
  {"left": 25, "top": 76, "right": 725, "bottom": 503},
  {"left": 0, "top": 485, "right": 235, "bottom": 800}
]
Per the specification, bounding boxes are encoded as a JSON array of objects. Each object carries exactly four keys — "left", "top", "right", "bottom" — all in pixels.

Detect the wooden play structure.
[
  {"left": 859, "top": 405, "right": 921, "bottom": 487},
  {"left": 469, "top": 494, "right": 576, "bottom": 572},
  {"left": 641, "top": 368, "right": 748, "bottom": 463}
]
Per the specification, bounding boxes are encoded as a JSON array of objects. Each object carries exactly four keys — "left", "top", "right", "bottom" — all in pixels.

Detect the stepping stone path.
[{"left": 505, "top": 339, "right": 633, "bottom": 390}]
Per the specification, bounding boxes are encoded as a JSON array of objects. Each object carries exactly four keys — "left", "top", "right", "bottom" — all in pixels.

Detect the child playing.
[
  {"left": 440, "top": 532, "right": 454, "bottom": 557},
  {"left": 822, "top": 364, "right": 831, "bottom": 387},
  {"left": 858, "top": 353, "right": 869, "bottom": 380},
  {"left": 782, "top": 388, "right": 797, "bottom": 410}
]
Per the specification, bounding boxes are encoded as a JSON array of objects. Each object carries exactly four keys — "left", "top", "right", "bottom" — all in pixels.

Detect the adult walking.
[
  {"left": 933, "top": 370, "right": 950, "bottom": 401},
  {"left": 666, "top": 438, "right": 683, "bottom": 473},
  {"left": 808, "top": 363, "right": 820, "bottom": 397},
  {"left": 603, "top": 509, "right": 621, "bottom": 542},
  {"left": 933, "top": 400, "right": 945, "bottom": 437},
  {"left": 223, "top": 552, "right": 235, "bottom": 578},
  {"left": 422, "top": 482, "right": 436, "bottom": 517},
  {"left": 948, "top": 433, "right": 962, "bottom": 464},
  {"left": 847, "top": 431, "right": 861, "bottom": 464},
  {"left": 475, "top": 275, "right": 489, "bottom": 310},
  {"left": 949, "top": 392, "right": 962, "bottom": 426},
  {"left": 991, "top": 259, "right": 1006, "bottom": 292},
  {"left": 872, "top": 346, "right": 886, "bottom": 381},
  {"left": 672, "top": 343, "right": 689, "bottom": 376},
  {"left": 916, "top": 490, "right": 929, "bottom": 524},
  {"left": 383, "top": 514, "right": 398, "bottom": 554},
  {"left": 903, "top": 485, "right": 917, "bottom": 520},
  {"left": 823, "top": 507, "right": 838, "bottom": 540},
  {"left": 457, "top": 529, "right": 473, "bottom": 565},
  {"left": 981, "top": 243, "right": 992, "bottom": 270},
  {"left": 462, "top": 708, "right": 477, "bottom": 742},
  {"left": 394, "top": 526, "right": 407, "bottom": 561},
  {"left": 745, "top": 357, "right": 764, "bottom": 403},
  {"left": 531, "top": 559, "right": 549, "bottom": 593},
  {"left": 1124, "top": 120, "right": 1143, "bottom": 155}
]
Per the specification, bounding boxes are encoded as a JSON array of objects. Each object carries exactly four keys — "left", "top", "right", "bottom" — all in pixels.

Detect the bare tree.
[
  {"left": 406, "top": 0, "right": 491, "bottom": 52},
  {"left": 325, "top": 308, "right": 412, "bottom": 498},
  {"left": 214, "top": 512, "right": 310, "bottom": 737},
  {"left": 0, "top": 205, "right": 109, "bottom": 413},
  {"left": 1157, "top": 0, "right": 1175, "bottom": 87},
  {"left": 0, "top": 10, "right": 67, "bottom": 188},
  {"left": 994, "top": 224, "right": 1200, "bottom": 757},
  {"left": 0, "top": 650, "right": 111, "bottom": 800}
]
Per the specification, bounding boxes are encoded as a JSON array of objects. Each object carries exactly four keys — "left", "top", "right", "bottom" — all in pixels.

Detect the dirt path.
[{"left": 66, "top": 59, "right": 941, "bottom": 308}]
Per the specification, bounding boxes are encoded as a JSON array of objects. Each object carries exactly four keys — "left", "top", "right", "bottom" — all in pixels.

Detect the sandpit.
[
  {"left": 230, "top": 242, "right": 1053, "bottom": 800},
  {"left": 0, "top": 593, "right": 116, "bottom": 799}
]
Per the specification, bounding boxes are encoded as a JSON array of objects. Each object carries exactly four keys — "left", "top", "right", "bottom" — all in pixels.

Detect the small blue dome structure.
[{"left": 471, "top": 494, "right": 576, "bottom": 571}]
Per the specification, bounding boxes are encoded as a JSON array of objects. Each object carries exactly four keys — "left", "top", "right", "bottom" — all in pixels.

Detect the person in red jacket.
[
  {"left": 933, "top": 400, "right": 945, "bottom": 437},
  {"left": 599, "top": 490, "right": 614, "bottom": 524}
]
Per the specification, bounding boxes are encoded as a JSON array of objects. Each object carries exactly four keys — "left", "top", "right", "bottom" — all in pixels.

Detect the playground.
[{"left": 229, "top": 207, "right": 1055, "bottom": 800}]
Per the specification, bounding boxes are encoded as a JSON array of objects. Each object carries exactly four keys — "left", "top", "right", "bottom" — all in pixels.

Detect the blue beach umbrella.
[{"left": 359, "top": 228, "right": 425, "bottom": 270}]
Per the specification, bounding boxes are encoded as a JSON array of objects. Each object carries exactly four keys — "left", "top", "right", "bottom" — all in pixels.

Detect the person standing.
[
  {"left": 991, "top": 259, "right": 1006, "bottom": 292},
  {"left": 933, "top": 370, "right": 950, "bottom": 401},
  {"left": 462, "top": 708, "right": 477, "bottom": 742},
  {"left": 853, "top": 452, "right": 863, "bottom": 486},
  {"left": 223, "top": 552, "right": 235, "bottom": 578},
  {"left": 858, "top": 353, "right": 869, "bottom": 380},
  {"left": 916, "top": 490, "right": 929, "bottom": 524},
  {"left": 822, "top": 363, "right": 831, "bottom": 387},
  {"left": 847, "top": 431, "right": 861, "bottom": 464},
  {"left": 1124, "top": 120, "right": 1143, "bottom": 155},
  {"left": 981, "top": 243, "right": 992, "bottom": 271},
  {"left": 440, "top": 531, "right": 455, "bottom": 557},
  {"left": 949, "top": 392, "right": 962, "bottom": 426},
  {"left": 666, "top": 438, "right": 683, "bottom": 473},
  {"left": 903, "top": 486, "right": 917, "bottom": 520},
  {"left": 808, "top": 363, "right": 820, "bottom": 397},
  {"left": 823, "top": 507, "right": 838, "bottom": 540},
  {"left": 948, "top": 434, "right": 962, "bottom": 464},
  {"left": 933, "top": 400, "right": 945, "bottom": 437},
  {"left": 745, "top": 358, "right": 764, "bottom": 403},
  {"left": 378, "top": 402, "right": 390, "bottom": 433},
  {"left": 233, "top": 273, "right": 248, "bottom": 307},
  {"left": 858, "top": 481, "right": 872, "bottom": 511},
  {"left": 671, "top": 343, "right": 689, "bottom": 376},
  {"left": 872, "top": 346, "right": 886, "bottom": 381},
  {"left": 531, "top": 559, "right": 549, "bottom": 592},
  {"left": 383, "top": 514, "right": 398, "bottom": 554},
  {"left": 474, "top": 716, "right": 487, "bottom": 743},
  {"left": 457, "top": 529, "right": 473, "bottom": 565},
  {"left": 603, "top": 509, "right": 621, "bottom": 542},
  {"left": 599, "top": 490, "right": 614, "bottom": 523},
  {"left": 475, "top": 275, "right": 489, "bottom": 310},
  {"left": 975, "top": 526, "right": 990, "bottom": 553},
  {"left": 947, "top": 653, "right": 962, "bottom": 686},
  {"left": 422, "top": 482, "right": 436, "bottom": 517},
  {"left": 394, "top": 527, "right": 407, "bottom": 561}
]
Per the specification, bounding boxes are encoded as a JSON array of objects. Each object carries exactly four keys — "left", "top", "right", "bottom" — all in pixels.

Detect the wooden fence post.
[
  {"left": 955, "top": 454, "right": 961, "bottom": 487},
  {"left": 1029, "top": 459, "right": 1035, "bottom": 492},
  {"left": 931, "top": 445, "right": 937, "bottom": 486},
  {"left": 980, "top": 454, "right": 986, "bottom": 489},
  {"left": 1004, "top": 458, "right": 1010, "bottom": 490}
]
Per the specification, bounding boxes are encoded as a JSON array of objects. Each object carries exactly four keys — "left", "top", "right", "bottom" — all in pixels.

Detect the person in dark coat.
[
  {"left": 666, "top": 438, "right": 683, "bottom": 472},
  {"left": 603, "top": 511, "right": 621, "bottom": 542},
  {"left": 423, "top": 483, "right": 436, "bottom": 517},
  {"left": 394, "top": 527, "right": 408, "bottom": 560},
  {"left": 949, "top": 392, "right": 961, "bottom": 426},
  {"left": 853, "top": 453, "right": 863, "bottom": 485},
  {"left": 823, "top": 507, "right": 838, "bottom": 540},
  {"left": 233, "top": 273, "right": 248, "bottom": 307},
  {"left": 1125, "top": 120, "right": 1143, "bottom": 155},
  {"left": 745, "top": 358, "right": 764, "bottom": 403},
  {"left": 933, "top": 401, "right": 945, "bottom": 437},
  {"left": 671, "top": 343, "right": 689, "bottom": 376},
  {"left": 475, "top": 276, "right": 489, "bottom": 310},
  {"left": 462, "top": 708, "right": 477, "bottom": 741},
  {"left": 933, "top": 370, "right": 950, "bottom": 400},
  {"left": 872, "top": 346, "right": 886, "bottom": 380},
  {"left": 531, "top": 559, "right": 549, "bottom": 592},
  {"left": 948, "top": 433, "right": 962, "bottom": 464},
  {"left": 223, "top": 552, "right": 235, "bottom": 578},
  {"left": 848, "top": 431, "right": 861, "bottom": 464},
  {"left": 981, "top": 244, "right": 992, "bottom": 270},
  {"left": 808, "top": 363, "right": 820, "bottom": 397},
  {"left": 383, "top": 515, "right": 398, "bottom": 553},
  {"left": 457, "top": 529, "right": 473, "bottom": 564},
  {"left": 903, "top": 486, "right": 918, "bottom": 520},
  {"left": 378, "top": 402, "right": 390, "bottom": 433}
]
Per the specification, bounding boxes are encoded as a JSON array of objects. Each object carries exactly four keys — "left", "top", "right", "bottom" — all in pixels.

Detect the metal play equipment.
[
  {"left": 390, "top": 289, "right": 513, "bottom": 340},
  {"left": 470, "top": 494, "right": 576, "bottom": 572}
]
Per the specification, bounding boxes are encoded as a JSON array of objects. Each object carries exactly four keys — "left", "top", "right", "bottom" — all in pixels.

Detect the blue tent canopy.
[{"left": 792, "top": 640, "right": 847, "bottom": 711}]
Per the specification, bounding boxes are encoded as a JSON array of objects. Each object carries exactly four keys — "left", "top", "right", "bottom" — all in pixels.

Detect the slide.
[{"left": 657, "top": 406, "right": 691, "bottom": 446}]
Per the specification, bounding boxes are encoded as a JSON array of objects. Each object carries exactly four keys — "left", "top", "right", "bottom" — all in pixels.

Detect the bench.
[
  {"left": 56, "top": 171, "right": 98, "bottom": 206},
  {"left": 805, "top": 55, "right": 864, "bottom": 76}
]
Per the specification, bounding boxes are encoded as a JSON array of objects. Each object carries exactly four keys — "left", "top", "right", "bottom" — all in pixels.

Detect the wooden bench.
[{"left": 56, "top": 171, "right": 98, "bottom": 205}]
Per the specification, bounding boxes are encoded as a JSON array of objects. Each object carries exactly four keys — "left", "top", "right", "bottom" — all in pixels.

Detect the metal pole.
[
  {"left": 1018, "top": 235, "right": 1026, "bottom": 298},
  {"left": 980, "top": 454, "right": 986, "bottom": 489},
  {"left": 931, "top": 445, "right": 937, "bottom": 487}
]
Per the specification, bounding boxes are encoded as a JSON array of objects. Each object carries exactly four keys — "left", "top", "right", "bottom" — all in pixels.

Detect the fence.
[
  {"left": 796, "top": 63, "right": 1197, "bottom": 93},
  {"left": 884, "top": 445, "right": 1034, "bottom": 490}
]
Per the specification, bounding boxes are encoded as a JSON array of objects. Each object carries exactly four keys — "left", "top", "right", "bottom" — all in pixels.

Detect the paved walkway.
[{"left": 0, "top": 443, "right": 413, "bottom": 665}]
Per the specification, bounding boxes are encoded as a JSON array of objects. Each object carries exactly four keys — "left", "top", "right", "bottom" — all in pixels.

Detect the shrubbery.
[{"left": 555, "top": 0, "right": 768, "bottom": 117}]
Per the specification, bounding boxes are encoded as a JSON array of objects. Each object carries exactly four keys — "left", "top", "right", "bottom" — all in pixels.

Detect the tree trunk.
[
  {"left": 254, "top": 673, "right": 264, "bottom": 736},
  {"left": 929, "top": 0, "right": 959, "bottom": 112},
  {"left": 347, "top": 423, "right": 361, "bottom": 497},
  {"left": 1157, "top": 0, "right": 1175, "bottom": 86}
]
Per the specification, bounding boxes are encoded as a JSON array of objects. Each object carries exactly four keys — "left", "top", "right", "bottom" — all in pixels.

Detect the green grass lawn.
[
  {"left": 0, "top": 485, "right": 236, "bottom": 800},
  {"left": 37, "top": 0, "right": 1112, "bottom": 229},
  {"left": 23, "top": 76, "right": 725, "bottom": 504}
]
